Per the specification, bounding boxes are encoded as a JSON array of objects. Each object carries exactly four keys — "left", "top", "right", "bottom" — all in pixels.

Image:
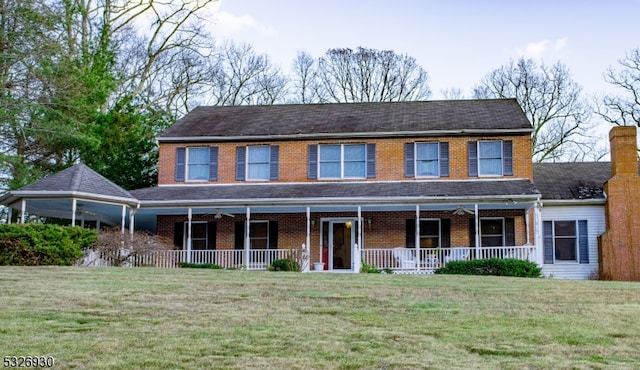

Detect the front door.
[{"left": 329, "top": 220, "right": 354, "bottom": 270}]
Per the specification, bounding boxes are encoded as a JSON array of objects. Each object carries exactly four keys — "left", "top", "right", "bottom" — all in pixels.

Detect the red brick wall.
[
  {"left": 158, "top": 135, "right": 533, "bottom": 185},
  {"left": 598, "top": 126, "right": 640, "bottom": 281}
]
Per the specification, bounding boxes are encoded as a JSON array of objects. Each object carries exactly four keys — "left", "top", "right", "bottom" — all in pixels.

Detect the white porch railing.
[
  {"left": 81, "top": 249, "right": 297, "bottom": 269},
  {"left": 362, "top": 245, "right": 535, "bottom": 274}
]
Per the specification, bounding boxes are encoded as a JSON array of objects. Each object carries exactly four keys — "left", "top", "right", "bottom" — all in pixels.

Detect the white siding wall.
[{"left": 541, "top": 204, "right": 605, "bottom": 280}]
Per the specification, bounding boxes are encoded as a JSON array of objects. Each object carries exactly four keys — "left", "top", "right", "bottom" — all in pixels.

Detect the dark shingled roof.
[
  {"left": 17, "top": 163, "right": 134, "bottom": 200},
  {"left": 533, "top": 162, "right": 611, "bottom": 200},
  {"left": 131, "top": 180, "right": 539, "bottom": 205},
  {"left": 159, "top": 99, "right": 532, "bottom": 139}
]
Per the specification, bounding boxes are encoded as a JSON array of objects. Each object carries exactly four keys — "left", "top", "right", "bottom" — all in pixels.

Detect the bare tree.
[
  {"left": 205, "top": 41, "right": 288, "bottom": 106},
  {"left": 303, "top": 47, "right": 431, "bottom": 103},
  {"left": 598, "top": 47, "right": 640, "bottom": 128},
  {"left": 290, "top": 51, "right": 323, "bottom": 104},
  {"left": 474, "top": 58, "right": 592, "bottom": 162}
]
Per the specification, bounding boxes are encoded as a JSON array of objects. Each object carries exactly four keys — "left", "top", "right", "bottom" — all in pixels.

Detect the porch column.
[
  {"left": 20, "top": 199, "right": 26, "bottom": 224},
  {"left": 474, "top": 203, "right": 480, "bottom": 259},
  {"left": 245, "top": 207, "right": 251, "bottom": 267},
  {"left": 525, "top": 206, "right": 531, "bottom": 245},
  {"left": 121, "top": 205, "right": 126, "bottom": 235},
  {"left": 415, "top": 205, "right": 420, "bottom": 270},
  {"left": 186, "top": 208, "right": 192, "bottom": 263},
  {"left": 534, "top": 200, "right": 543, "bottom": 265},
  {"left": 304, "top": 207, "right": 311, "bottom": 272},
  {"left": 353, "top": 206, "right": 362, "bottom": 272},
  {"left": 71, "top": 198, "right": 77, "bottom": 227}
]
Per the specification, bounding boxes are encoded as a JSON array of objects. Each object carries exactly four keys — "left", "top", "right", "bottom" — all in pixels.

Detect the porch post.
[
  {"left": 71, "top": 198, "right": 77, "bottom": 227},
  {"left": 354, "top": 206, "right": 362, "bottom": 273},
  {"left": 245, "top": 207, "right": 251, "bottom": 267},
  {"left": 186, "top": 208, "right": 192, "bottom": 263},
  {"left": 306, "top": 207, "right": 311, "bottom": 255},
  {"left": 474, "top": 203, "right": 480, "bottom": 259},
  {"left": 20, "top": 199, "right": 26, "bottom": 224},
  {"left": 415, "top": 205, "right": 420, "bottom": 270},
  {"left": 305, "top": 207, "right": 311, "bottom": 272},
  {"left": 121, "top": 205, "right": 126, "bottom": 235},
  {"left": 525, "top": 206, "right": 531, "bottom": 245},
  {"left": 534, "top": 200, "right": 543, "bottom": 264}
]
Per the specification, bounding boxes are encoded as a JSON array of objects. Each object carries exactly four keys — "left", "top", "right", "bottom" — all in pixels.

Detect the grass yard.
[{"left": 1, "top": 267, "right": 639, "bottom": 369}]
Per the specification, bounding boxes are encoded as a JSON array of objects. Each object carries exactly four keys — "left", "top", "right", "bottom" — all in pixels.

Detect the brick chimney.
[{"left": 598, "top": 126, "right": 640, "bottom": 281}]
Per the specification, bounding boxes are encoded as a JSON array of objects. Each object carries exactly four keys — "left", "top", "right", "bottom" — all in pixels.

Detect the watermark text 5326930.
[{"left": 3, "top": 356, "right": 55, "bottom": 368}]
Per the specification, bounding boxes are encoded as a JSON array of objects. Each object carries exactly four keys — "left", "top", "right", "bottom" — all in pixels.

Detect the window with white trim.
[
  {"left": 419, "top": 219, "right": 440, "bottom": 248},
  {"left": 415, "top": 143, "right": 439, "bottom": 177},
  {"left": 480, "top": 218, "right": 504, "bottom": 246},
  {"left": 249, "top": 221, "right": 269, "bottom": 249},
  {"left": 478, "top": 141, "right": 503, "bottom": 176},
  {"left": 319, "top": 144, "right": 366, "bottom": 179},
  {"left": 187, "top": 147, "right": 210, "bottom": 181},
  {"left": 184, "top": 221, "right": 209, "bottom": 250},
  {"left": 247, "top": 146, "right": 270, "bottom": 180}
]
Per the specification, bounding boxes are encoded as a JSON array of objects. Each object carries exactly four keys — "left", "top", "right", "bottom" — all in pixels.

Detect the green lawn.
[{"left": 1, "top": 267, "right": 639, "bottom": 369}]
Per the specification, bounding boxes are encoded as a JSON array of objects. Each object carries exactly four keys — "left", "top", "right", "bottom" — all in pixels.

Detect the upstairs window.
[
  {"left": 236, "top": 145, "right": 279, "bottom": 181},
  {"left": 175, "top": 147, "right": 218, "bottom": 182},
  {"left": 247, "top": 146, "right": 271, "bottom": 180},
  {"left": 468, "top": 140, "right": 513, "bottom": 177},
  {"left": 405, "top": 142, "right": 449, "bottom": 177},
  {"left": 187, "top": 147, "right": 211, "bottom": 181},
  {"left": 308, "top": 144, "right": 376, "bottom": 179},
  {"left": 478, "top": 141, "right": 503, "bottom": 176}
]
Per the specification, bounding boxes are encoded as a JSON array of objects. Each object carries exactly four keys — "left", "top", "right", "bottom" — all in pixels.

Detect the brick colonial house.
[{"left": 2, "top": 99, "right": 639, "bottom": 280}]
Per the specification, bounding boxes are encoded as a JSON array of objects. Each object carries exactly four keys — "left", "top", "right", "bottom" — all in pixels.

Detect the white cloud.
[
  {"left": 207, "top": 1, "right": 276, "bottom": 38},
  {"left": 516, "top": 38, "right": 569, "bottom": 61}
]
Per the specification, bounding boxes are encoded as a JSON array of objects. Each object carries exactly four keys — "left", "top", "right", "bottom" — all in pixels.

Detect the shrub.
[
  {"left": 360, "top": 263, "right": 381, "bottom": 273},
  {"left": 84, "top": 228, "right": 175, "bottom": 266},
  {"left": 435, "top": 258, "right": 542, "bottom": 278},
  {"left": 178, "top": 262, "right": 223, "bottom": 269},
  {"left": 0, "top": 224, "right": 96, "bottom": 266},
  {"left": 268, "top": 258, "right": 300, "bottom": 272}
]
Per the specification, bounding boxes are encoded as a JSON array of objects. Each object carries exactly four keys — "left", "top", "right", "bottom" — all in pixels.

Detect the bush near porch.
[
  {"left": 435, "top": 258, "right": 542, "bottom": 278},
  {"left": 0, "top": 224, "right": 96, "bottom": 266}
]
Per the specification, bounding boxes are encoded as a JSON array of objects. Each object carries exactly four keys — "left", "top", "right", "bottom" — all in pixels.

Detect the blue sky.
[{"left": 206, "top": 0, "right": 639, "bottom": 100}]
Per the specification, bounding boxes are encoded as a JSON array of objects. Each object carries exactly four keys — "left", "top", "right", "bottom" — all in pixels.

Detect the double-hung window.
[
  {"left": 236, "top": 145, "right": 279, "bottom": 181},
  {"left": 175, "top": 147, "right": 218, "bottom": 182},
  {"left": 468, "top": 140, "right": 513, "bottom": 177},
  {"left": 419, "top": 219, "right": 441, "bottom": 248},
  {"left": 480, "top": 218, "right": 504, "bottom": 246},
  {"left": 543, "top": 220, "right": 589, "bottom": 264},
  {"left": 404, "top": 142, "right": 449, "bottom": 178},
  {"left": 416, "top": 143, "right": 440, "bottom": 177},
  {"left": 249, "top": 221, "right": 269, "bottom": 249},
  {"left": 187, "top": 147, "right": 210, "bottom": 181},
  {"left": 320, "top": 144, "right": 366, "bottom": 179},
  {"left": 478, "top": 141, "right": 503, "bottom": 176},
  {"left": 247, "top": 146, "right": 270, "bottom": 180}
]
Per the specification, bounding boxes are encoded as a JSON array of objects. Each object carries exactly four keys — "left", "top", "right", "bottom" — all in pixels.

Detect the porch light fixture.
[
  {"left": 345, "top": 221, "right": 352, "bottom": 229},
  {"left": 367, "top": 217, "right": 372, "bottom": 230},
  {"left": 311, "top": 219, "right": 316, "bottom": 228}
]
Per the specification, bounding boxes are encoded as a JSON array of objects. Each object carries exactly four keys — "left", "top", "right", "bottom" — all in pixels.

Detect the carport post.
[
  {"left": 20, "top": 199, "right": 26, "bottom": 224},
  {"left": 71, "top": 199, "right": 76, "bottom": 227}
]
